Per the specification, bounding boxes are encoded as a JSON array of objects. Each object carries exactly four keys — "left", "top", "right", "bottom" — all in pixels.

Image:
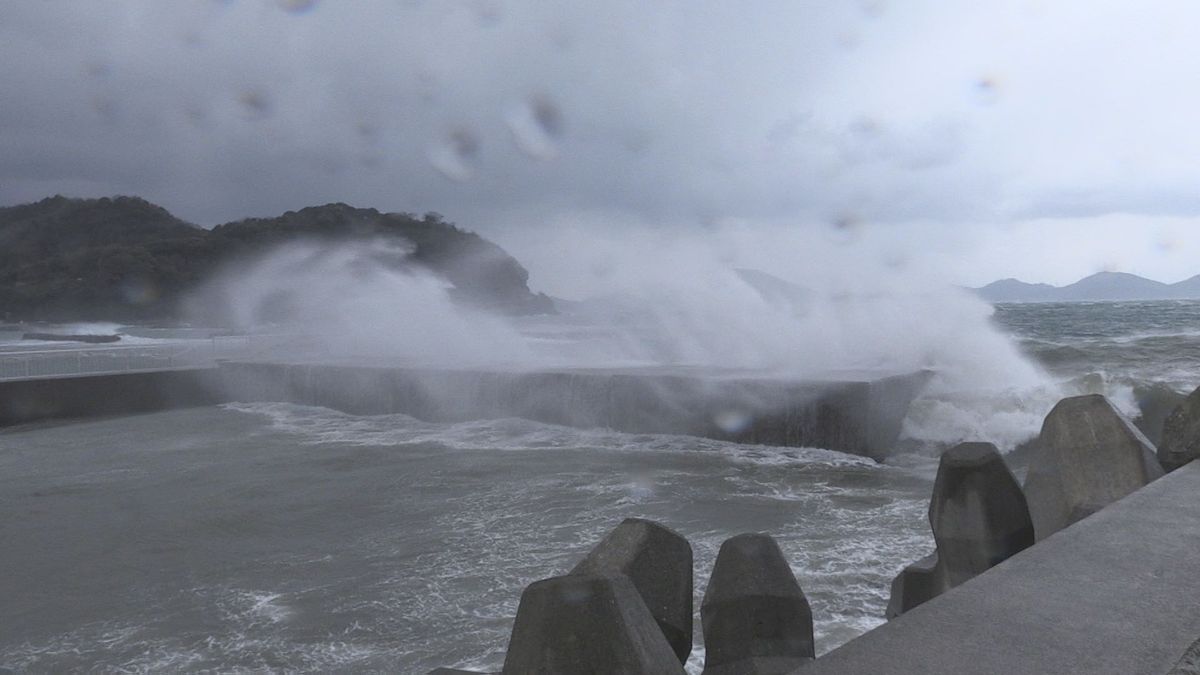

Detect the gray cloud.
[
  {"left": 0, "top": 1, "right": 993, "bottom": 225},
  {"left": 3, "top": 0, "right": 1200, "bottom": 287}
]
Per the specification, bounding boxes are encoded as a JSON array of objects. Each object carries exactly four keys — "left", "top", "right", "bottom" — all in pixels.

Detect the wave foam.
[{"left": 222, "top": 401, "right": 877, "bottom": 468}]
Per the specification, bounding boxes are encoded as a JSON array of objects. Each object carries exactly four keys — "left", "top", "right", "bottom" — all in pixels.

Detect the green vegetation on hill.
[{"left": 0, "top": 196, "right": 553, "bottom": 321}]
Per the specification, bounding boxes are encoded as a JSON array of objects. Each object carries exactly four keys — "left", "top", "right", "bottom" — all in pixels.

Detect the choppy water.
[{"left": 1, "top": 300, "right": 1199, "bottom": 673}]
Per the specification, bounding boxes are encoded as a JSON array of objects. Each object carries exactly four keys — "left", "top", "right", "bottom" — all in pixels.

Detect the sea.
[{"left": 2, "top": 300, "right": 1199, "bottom": 673}]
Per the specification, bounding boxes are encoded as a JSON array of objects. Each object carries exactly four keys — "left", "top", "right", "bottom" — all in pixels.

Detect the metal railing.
[{"left": 0, "top": 334, "right": 316, "bottom": 382}]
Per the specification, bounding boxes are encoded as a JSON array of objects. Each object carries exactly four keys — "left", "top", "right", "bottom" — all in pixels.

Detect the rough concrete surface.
[
  {"left": 1159, "top": 385, "right": 1200, "bottom": 472},
  {"left": 930, "top": 442, "right": 1033, "bottom": 587},
  {"left": 1024, "top": 394, "right": 1163, "bottom": 540},
  {"left": 884, "top": 551, "right": 946, "bottom": 620},
  {"left": 570, "top": 517, "right": 694, "bottom": 662},
  {"left": 501, "top": 574, "right": 684, "bottom": 675},
  {"left": 804, "top": 462, "right": 1200, "bottom": 675},
  {"left": 702, "top": 533, "right": 813, "bottom": 674}
]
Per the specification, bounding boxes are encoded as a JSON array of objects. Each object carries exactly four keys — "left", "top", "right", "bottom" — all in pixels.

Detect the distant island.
[
  {"left": 0, "top": 196, "right": 553, "bottom": 322},
  {"left": 974, "top": 272, "right": 1200, "bottom": 303}
]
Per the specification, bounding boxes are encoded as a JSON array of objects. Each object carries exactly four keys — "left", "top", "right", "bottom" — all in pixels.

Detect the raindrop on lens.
[
  {"left": 506, "top": 95, "right": 563, "bottom": 160},
  {"left": 467, "top": 0, "right": 503, "bottom": 27},
  {"left": 237, "top": 90, "right": 272, "bottom": 119},
  {"left": 627, "top": 474, "right": 655, "bottom": 501},
  {"left": 714, "top": 410, "right": 752, "bottom": 434},
  {"left": 827, "top": 214, "right": 863, "bottom": 245},
  {"left": 427, "top": 128, "right": 480, "bottom": 181},
  {"left": 973, "top": 76, "right": 1001, "bottom": 106},
  {"left": 277, "top": 0, "right": 319, "bottom": 15}
]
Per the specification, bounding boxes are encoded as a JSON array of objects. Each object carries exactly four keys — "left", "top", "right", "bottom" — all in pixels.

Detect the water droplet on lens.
[
  {"left": 505, "top": 95, "right": 563, "bottom": 160},
  {"left": 84, "top": 62, "right": 111, "bottom": 79},
  {"left": 467, "top": 0, "right": 503, "bottom": 26},
  {"left": 714, "top": 410, "right": 752, "bottom": 434},
  {"left": 427, "top": 128, "right": 480, "bottom": 181},
  {"left": 92, "top": 96, "right": 119, "bottom": 122},
  {"left": 562, "top": 586, "right": 591, "bottom": 604},
  {"left": 237, "top": 90, "right": 272, "bottom": 119},
  {"left": 355, "top": 122, "right": 379, "bottom": 142},
  {"left": 120, "top": 277, "right": 159, "bottom": 305},
  {"left": 828, "top": 214, "right": 863, "bottom": 245},
  {"left": 277, "top": 0, "right": 318, "bottom": 14},
  {"left": 1155, "top": 231, "right": 1179, "bottom": 253},
  {"left": 626, "top": 473, "right": 655, "bottom": 501},
  {"left": 184, "top": 104, "right": 210, "bottom": 128},
  {"left": 849, "top": 117, "right": 881, "bottom": 138},
  {"left": 859, "top": 0, "right": 886, "bottom": 16},
  {"left": 973, "top": 76, "right": 1001, "bottom": 105},
  {"left": 881, "top": 250, "right": 908, "bottom": 269}
]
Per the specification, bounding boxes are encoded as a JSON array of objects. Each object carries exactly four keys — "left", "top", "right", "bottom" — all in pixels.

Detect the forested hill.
[{"left": 0, "top": 196, "right": 553, "bottom": 321}]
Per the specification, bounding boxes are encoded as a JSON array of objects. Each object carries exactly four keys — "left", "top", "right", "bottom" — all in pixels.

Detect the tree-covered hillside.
[{"left": 0, "top": 196, "right": 552, "bottom": 321}]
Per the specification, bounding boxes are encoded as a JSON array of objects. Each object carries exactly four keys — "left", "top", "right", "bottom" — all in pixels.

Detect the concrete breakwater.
[
  {"left": 216, "top": 361, "right": 933, "bottom": 460},
  {"left": 887, "top": 393, "right": 1167, "bottom": 619},
  {"left": 0, "top": 369, "right": 222, "bottom": 427},
  {"left": 432, "top": 389, "right": 1200, "bottom": 674},
  {"left": 430, "top": 520, "right": 816, "bottom": 675},
  {"left": 0, "top": 359, "right": 930, "bottom": 461}
]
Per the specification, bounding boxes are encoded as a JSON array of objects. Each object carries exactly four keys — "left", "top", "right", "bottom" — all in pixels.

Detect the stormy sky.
[{"left": 3, "top": 0, "right": 1200, "bottom": 289}]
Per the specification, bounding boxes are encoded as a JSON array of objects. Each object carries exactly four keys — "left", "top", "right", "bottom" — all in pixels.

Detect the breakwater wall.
[
  {"left": 456, "top": 461, "right": 1200, "bottom": 674},
  {"left": 0, "top": 369, "right": 222, "bottom": 427},
  {"left": 809, "top": 459, "right": 1200, "bottom": 675},
  {"left": 0, "top": 360, "right": 929, "bottom": 461},
  {"left": 216, "top": 361, "right": 932, "bottom": 460},
  {"left": 429, "top": 390, "right": 1200, "bottom": 674}
]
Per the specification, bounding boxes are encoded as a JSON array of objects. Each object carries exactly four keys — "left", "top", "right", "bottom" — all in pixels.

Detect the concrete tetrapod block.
[
  {"left": 884, "top": 551, "right": 947, "bottom": 620},
  {"left": 1159, "top": 386, "right": 1200, "bottom": 472},
  {"left": 929, "top": 442, "right": 1034, "bottom": 587},
  {"left": 1024, "top": 394, "right": 1165, "bottom": 541},
  {"left": 501, "top": 573, "right": 685, "bottom": 675},
  {"left": 701, "top": 533, "right": 814, "bottom": 675},
  {"left": 570, "top": 517, "right": 694, "bottom": 663}
]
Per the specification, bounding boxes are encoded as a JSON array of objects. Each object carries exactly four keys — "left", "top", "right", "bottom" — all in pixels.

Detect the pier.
[{"left": 807, "top": 460, "right": 1200, "bottom": 674}]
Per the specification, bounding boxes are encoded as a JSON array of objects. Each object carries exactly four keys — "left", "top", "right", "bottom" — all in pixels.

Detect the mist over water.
[
  {"left": 185, "top": 239, "right": 534, "bottom": 367},
  {"left": 0, "top": 404, "right": 933, "bottom": 673},
  {"left": 5, "top": 2, "right": 1200, "bottom": 672},
  {"left": 6, "top": 299, "right": 1192, "bottom": 672},
  {"left": 185, "top": 224, "right": 1060, "bottom": 455}
]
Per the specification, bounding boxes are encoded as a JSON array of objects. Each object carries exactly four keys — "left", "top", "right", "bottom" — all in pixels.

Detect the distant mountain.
[
  {"left": 975, "top": 271, "right": 1200, "bottom": 303},
  {"left": 974, "top": 278, "right": 1058, "bottom": 303},
  {"left": 0, "top": 196, "right": 552, "bottom": 321},
  {"left": 1171, "top": 274, "right": 1200, "bottom": 297}
]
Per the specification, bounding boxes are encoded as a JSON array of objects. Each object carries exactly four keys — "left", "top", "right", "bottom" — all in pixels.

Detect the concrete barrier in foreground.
[
  {"left": 701, "top": 533, "right": 814, "bottom": 675},
  {"left": 570, "top": 518, "right": 694, "bottom": 663},
  {"left": 806, "top": 461, "right": 1200, "bottom": 675},
  {"left": 884, "top": 551, "right": 945, "bottom": 620},
  {"left": 500, "top": 574, "right": 685, "bottom": 675},
  {"left": 1024, "top": 394, "right": 1163, "bottom": 540},
  {"left": 886, "top": 441, "right": 1032, "bottom": 619},
  {"left": 930, "top": 442, "right": 1033, "bottom": 587},
  {"left": 1159, "top": 385, "right": 1200, "bottom": 472}
]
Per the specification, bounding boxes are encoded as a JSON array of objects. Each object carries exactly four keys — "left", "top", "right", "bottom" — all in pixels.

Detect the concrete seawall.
[
  {"left": 217, "top": 361, "right": 932, "bottom": 460},
  {"left": 0, "top": 361, "right": 930, "bottom": 460},
  {"left": 806, "top": 461, "right": 1200, "bottom": 675},
  {"left": 0, "top": 369, "right": 222, "bottom": 427}
]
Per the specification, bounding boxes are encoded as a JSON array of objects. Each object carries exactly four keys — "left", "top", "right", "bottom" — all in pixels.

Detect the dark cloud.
[
  {"left": 1, "top": 0, "right": 1199, "bottom": 251},
  {"left": 0, "top": 1, "right": 984, "bottom": 227}
]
